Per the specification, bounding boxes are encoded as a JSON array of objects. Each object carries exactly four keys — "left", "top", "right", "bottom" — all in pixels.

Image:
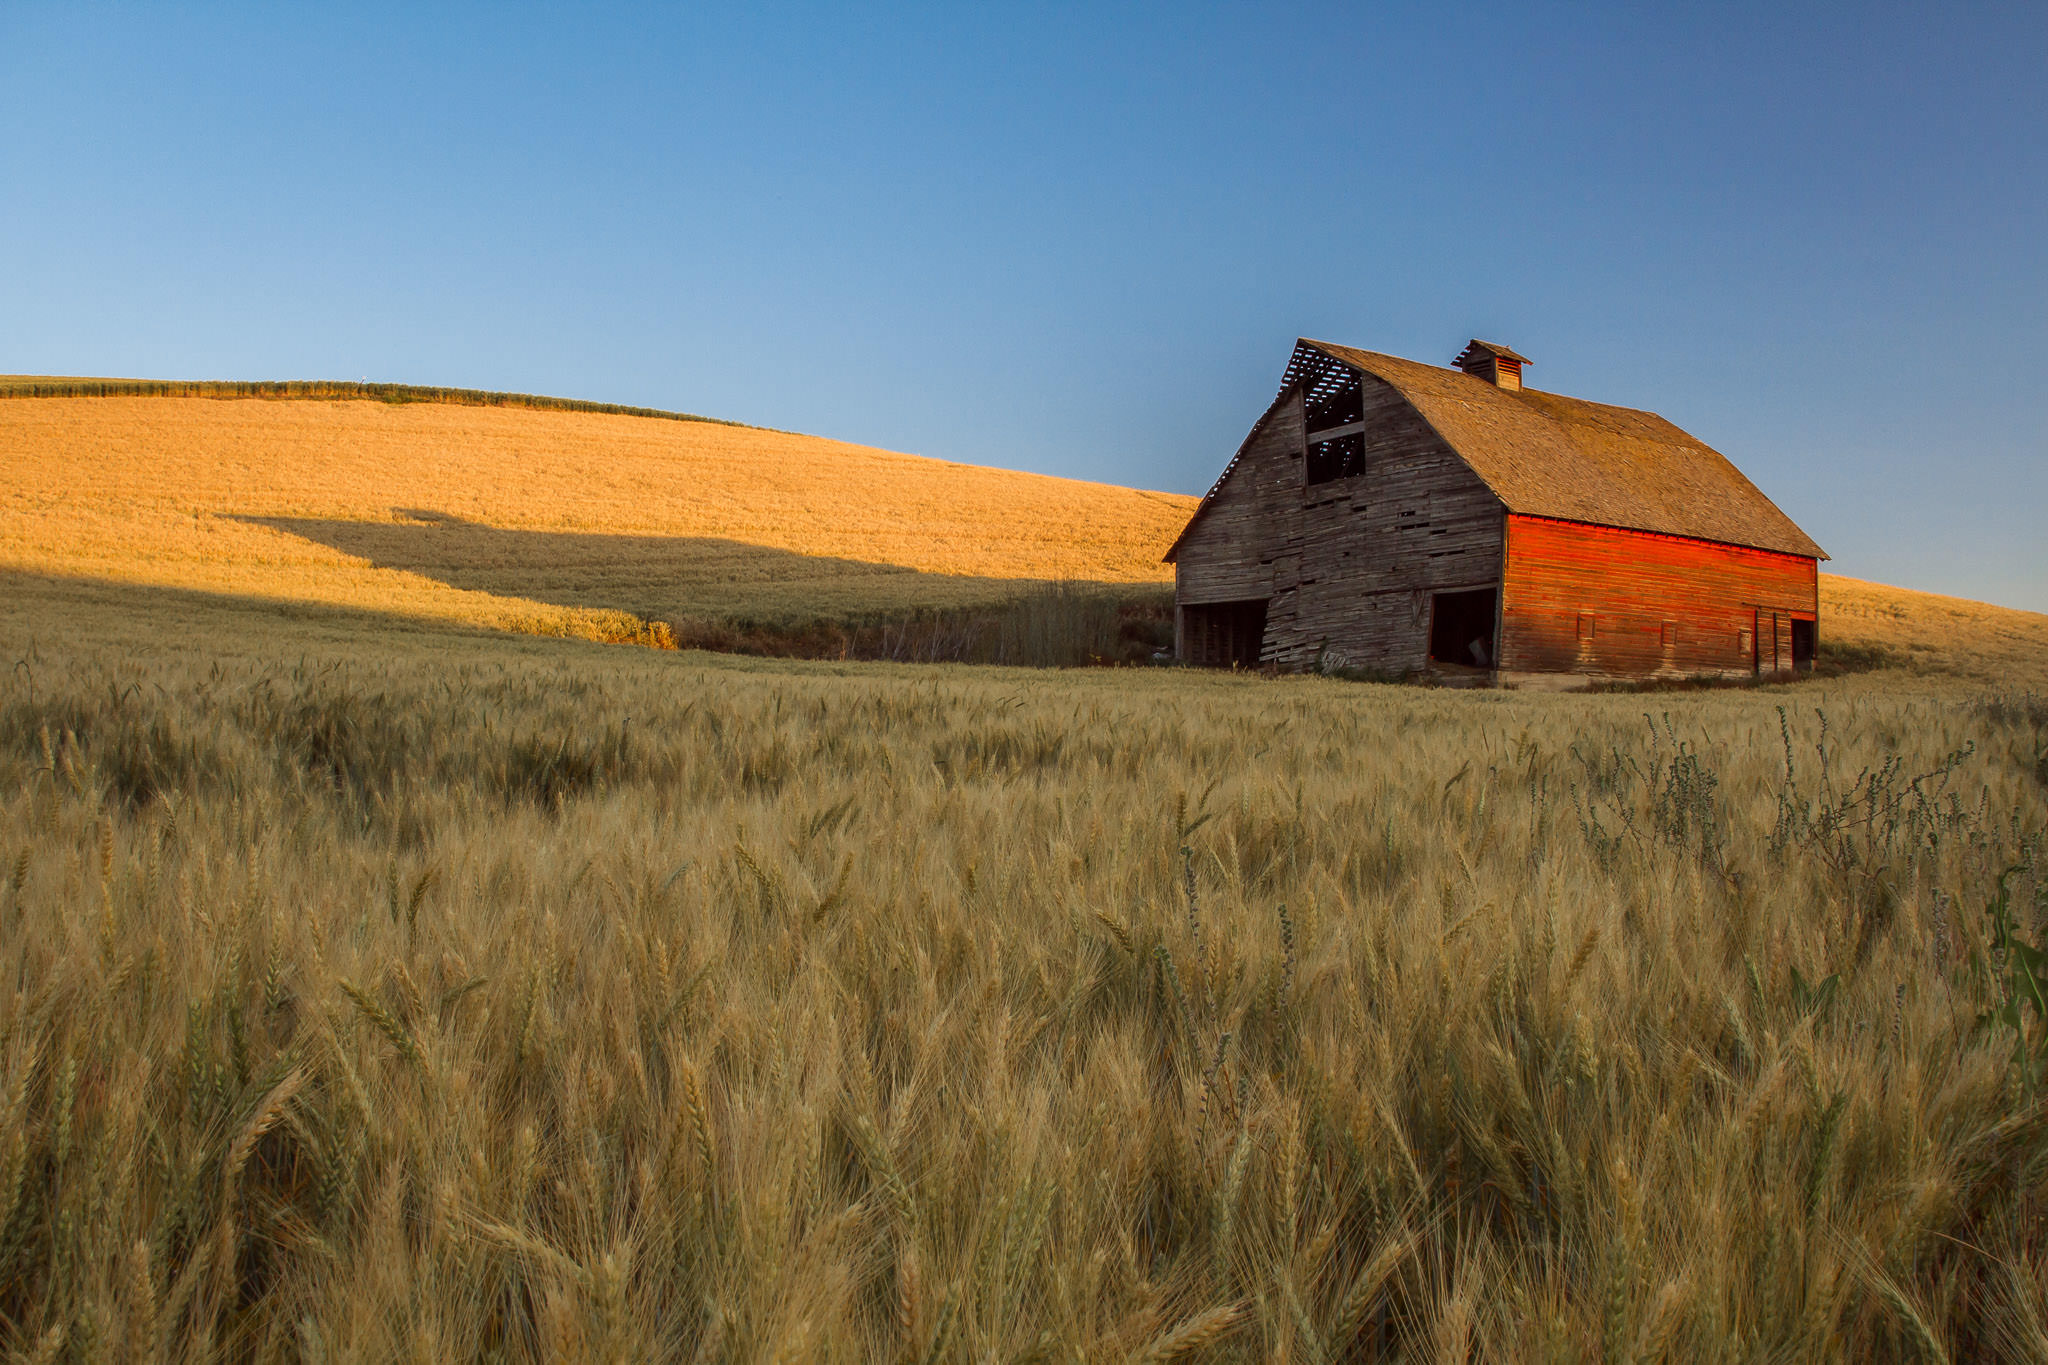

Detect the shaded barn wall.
[
  {"left": 1497, "top": 514, "right": 1818, "bottom": 681},
  {"left": 1174, "top": 376, "right": 1505, "bottom": 670},
  {"left": 1172, "top": 395, "right": 1300, "bottom": 611}
]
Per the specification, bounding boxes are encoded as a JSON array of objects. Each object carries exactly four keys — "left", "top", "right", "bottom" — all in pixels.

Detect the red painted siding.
[{"left": 1499, "top": 515, "right": 1817, "bottom": 679}]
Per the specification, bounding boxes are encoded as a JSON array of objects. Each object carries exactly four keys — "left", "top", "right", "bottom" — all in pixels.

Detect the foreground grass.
[{"left": 0, "top": 581, "right": 2043, "bottom": 1361}]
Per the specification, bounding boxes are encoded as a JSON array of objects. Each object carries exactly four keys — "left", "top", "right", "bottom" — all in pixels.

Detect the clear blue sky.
[{"left": 5, "top": 3, "right": 2044, "bottom": 610}]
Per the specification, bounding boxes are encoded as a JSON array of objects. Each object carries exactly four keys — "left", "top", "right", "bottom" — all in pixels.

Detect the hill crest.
[{"left": 0, "top": 374, "right": 755, "bottom": 430}]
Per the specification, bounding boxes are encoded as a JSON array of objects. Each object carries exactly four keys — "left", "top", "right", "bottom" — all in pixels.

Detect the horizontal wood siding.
[
  {"left": 1175, "top": 372, "right": 1504, "bottom": 671},
  {"left": 1498, "top": 514, "right": 1817, "bottom": 679},
  {"left": 1172, "top": 392, "right": 1303, "bottom": 607},
  {"left": 1265, "top": 372, "right": 1504, "bottom": 670}
]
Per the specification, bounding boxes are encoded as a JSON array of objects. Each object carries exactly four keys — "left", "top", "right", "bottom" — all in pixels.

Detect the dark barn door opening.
[
  {"left": 1183, "top": 600, "right": 1268, "bottom": 668},
  {"left": 1791, "top": 617, "right": 1815, "bottom": 672},
  {"left": 1428, "top": 588, "right": 1498, "bottom": 668}
]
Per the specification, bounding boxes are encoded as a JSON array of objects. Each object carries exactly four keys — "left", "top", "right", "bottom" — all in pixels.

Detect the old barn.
[{"left": 1165, "top": 339, "right": 1826, "bottom": 684}]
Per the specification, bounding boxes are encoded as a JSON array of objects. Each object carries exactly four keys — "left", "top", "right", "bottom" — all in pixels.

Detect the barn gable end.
[{"left": 1171, "top": 344, "right": 1506, "bottom": 671}]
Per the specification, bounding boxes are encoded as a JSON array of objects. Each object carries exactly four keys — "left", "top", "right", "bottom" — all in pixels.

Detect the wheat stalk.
[
  {"left": 1138, "top": 1302, "right": 1246, "bottom": 1361},
  {"left": 339, "top": 980, "right": 422, "bottom": 1067}
]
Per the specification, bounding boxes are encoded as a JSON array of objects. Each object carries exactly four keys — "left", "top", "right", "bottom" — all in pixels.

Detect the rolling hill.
[
  {"left": 0, "top": 384, "right": 1189, "bottom": 643},
  {"left": 2, "top": 381, "right": 2042, "bottom": 681}
]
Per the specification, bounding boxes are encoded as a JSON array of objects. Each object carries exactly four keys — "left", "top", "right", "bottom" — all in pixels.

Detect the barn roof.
[{"left": 1166, "top": 339, "right": 1826, "bottom": 562}]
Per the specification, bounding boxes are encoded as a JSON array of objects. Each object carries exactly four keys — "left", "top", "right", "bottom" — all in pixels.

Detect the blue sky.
[{"left": 5, "top": 3, "right": 2044, "bottom": 609}]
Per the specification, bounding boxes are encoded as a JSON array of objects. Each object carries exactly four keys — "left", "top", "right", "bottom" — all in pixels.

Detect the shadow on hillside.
[
  {"left": 238, "top": 512, "right": 1035, "bottom": 623},
  {"left": 235, "top": 513, "right": 1173, "bottom": 664},
  {"left": 0, "top": 568, "right": 542, "bottom": 652},
  {"left": 0, "top": 560, "right": 1174, "bottom": 669}
]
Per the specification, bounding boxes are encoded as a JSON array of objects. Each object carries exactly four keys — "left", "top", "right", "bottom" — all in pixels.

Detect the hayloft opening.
[
  {"left": 1305, "top": 431, "right": 1365, "bottom": 485},
  {"left": 1428, "top": 588, "right": 1497, "bottom": 668},
  {"left": 1182, "top": 599, "right": 1267, "bottom": 668},
  {"left": 1286, "top": 346, "right": 1369, "bottom": 487},
  {"left": 1296, "top": 359, "right": 1363, "bottom": 431}
]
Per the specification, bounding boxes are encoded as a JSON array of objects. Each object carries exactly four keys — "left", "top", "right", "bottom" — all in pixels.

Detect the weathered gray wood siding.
[
  {"left": 1173, "top": 373, "right": 1507, "bottom": 671},
  {"left": 1172, "top": 392, "right": 1302, "bottom": 608}
]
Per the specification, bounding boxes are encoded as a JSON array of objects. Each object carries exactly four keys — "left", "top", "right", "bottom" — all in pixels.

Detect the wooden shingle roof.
[
  {"left": 1309, "top": 341, "right": 1825, "bottom": 559},
  {"left": 1166, "top": 340, "right": 1825, "bottom": 562}
]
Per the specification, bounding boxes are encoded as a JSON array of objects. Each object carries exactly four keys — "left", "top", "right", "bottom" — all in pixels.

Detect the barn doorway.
[
  {"left": 1754, "top": 609, "right": 1806, "bottom": 676},
  {"left": 1791, "top": 617, "right": 1815, "bottom": 672},
  {"left": 1428, "top": 588, "right": 1498, "bottom": 668},
  {"left": 1182, "top": 600, "right": 1267, "bottom": 668}
]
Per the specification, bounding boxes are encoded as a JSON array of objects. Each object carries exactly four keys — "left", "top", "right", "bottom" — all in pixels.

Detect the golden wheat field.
[
  {"left": 1814, "top": 575, "right": 2048, "bottom": 685},
  {"left": 0, "top": 392, "right": 1189, "bottom": 643}
]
